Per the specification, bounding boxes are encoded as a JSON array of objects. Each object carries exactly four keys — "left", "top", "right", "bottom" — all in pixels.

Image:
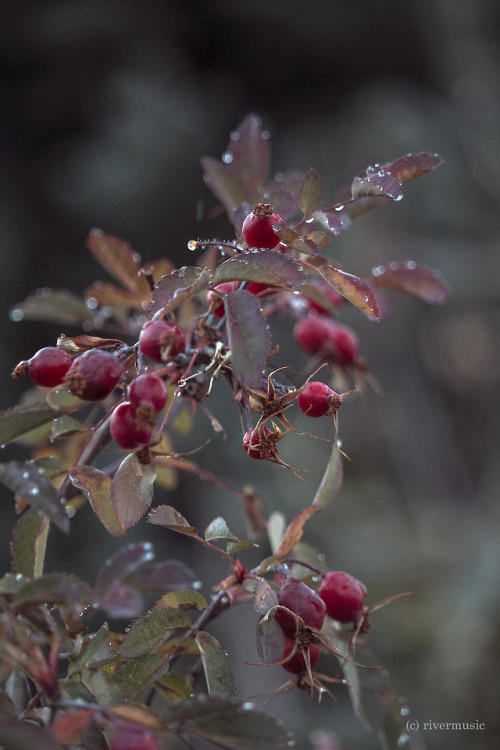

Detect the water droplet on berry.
[
  {"left": 9, "top": 308, "right": 24, "bottom": 322},
  {"left": 222, "top": 152, "right": 233, "bottom": 164}
]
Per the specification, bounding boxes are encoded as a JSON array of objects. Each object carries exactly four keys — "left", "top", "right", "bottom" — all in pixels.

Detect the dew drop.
[
  {"left": 362, "top": 295, "right": 369, "bottom": 302},
  {"left": 28, "top": 486, "right": 40, "bottom": 496},
  {"left": 394, "top": 194, "right": 404, "bottom": 202},
  {"left": 397, "top": 734, "right": 410, "bottom": 748},
  {"left": 405, "top": 260, "right": 417, "bottom": 270},
  {"left": 9, "top": 308, "right": 24, "bottom": 322},
  {"left": 15, "top": 573, "right": 24, "bottom": 580},
  {"left": 1, "top": 445, "right": 5, "bottom": 450},
  {"left": 192, "top": 580, "right": 203, "bottom": 590},
  {"left": 199, "top": 473, "right": 207, "bottom": 482},
  {"left": 242, "top": 701, "right": 255, "bottom": 711},
  {"left": 66, "top": 505, "right": 76, "bottom": 518},
  {"left": 372, "top": 265, "right": 385, "bottom": 277},
  {"left": 400, "top": 706, "right": 410, "bottom": 716},
  {"left": 187, "top": 240, "right": 197, "bottom": 251},
  {"left": 305, "top": 217, "right": 314, "bottom": 224},
  {"left": 230, "top": 130, "right": 240, "bottom": 141},
  {"left": 82, "top": 321, "right": 93, "bottom": 332},
  {"left": 22, "top": 471, "right": 30, "bottom": 479},
  {"left": 261, "top": 130, "right": 270, "bottom": 140},
  {"left": 334, "top": 204, "right": 344, "bottom": 212},
  {"left": 222, "top": 152, "right": 233, "bottom": 164}
]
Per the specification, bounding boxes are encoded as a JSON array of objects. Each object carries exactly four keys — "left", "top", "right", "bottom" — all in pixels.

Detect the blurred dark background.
[{"left": 1, "top": 1, "right": 499, "bottom": 749}]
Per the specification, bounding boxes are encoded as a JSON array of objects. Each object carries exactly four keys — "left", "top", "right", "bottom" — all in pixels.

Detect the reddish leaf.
[
  {"left": 10, "top": 289, "right": 95, "bottom": 327},
  {"left": 318, "top": 265, "right": 380, "bottom": 321},
  {"left": 147, "top": 504, "right": 198, "bottom": 536},
  {"left": 70, "top": 465, "right": 124, "bottom": 537},
  {"left": 94, "top": 541, "right": 155, "bottom": 598},
  {"left": 351, "top": 169, "right": 402, "bottom": 200},
  {"left": 87, "top": 229, "right": 149, "bottom": 293},
  {"left": 313, "top": 209, "right": 345, "bottom": 235},
  {"left": 111, "top": 453, "right": 156, "bottom": 530},
  {"left": 50, "top": 709, "right": 94, "bottom": 744},
  {"left": 225, "top": 289, "right": 271, "bottom": 389},
  {"left": 84, "top": 281, "right": 146, "bottom": 308},
  {"left": 213, "top": 248, "right": 305, "bottom": 287},
  {"left": 148, "top": 266, "right": 211, "bottom": 317},
  {"left": 384, "top": 151, "right": 444, "bottom": 182},
  {"left": 126, "top": 559, "right": 200, "bottom": 592},
  {"left": 256, "top": 611, "right": 286, "bottom": 664},
  {"left": 201, "top": 114, "right": 270, "bottom": 215},
  {"left": 299, "top": 169, "right": 325, "bottom": 217},
  {"left": 264, "top": 171, "right": 304, "bottom": 221},
  {"left": 371, "top": 261, "right": 449, "bottom": 304}
]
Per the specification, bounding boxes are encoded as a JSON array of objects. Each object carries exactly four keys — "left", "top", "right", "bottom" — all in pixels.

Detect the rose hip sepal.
[{"left": 281, "top": 637, "right": 321, "bottom": 674}]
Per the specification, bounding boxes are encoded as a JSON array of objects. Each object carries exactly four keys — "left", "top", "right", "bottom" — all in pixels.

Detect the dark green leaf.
[
  {"left": 371, "top": 262, "right": 449, "bottom": 304},
  {"left": 148, "top": 266, "right": 211, "bottom": 317},
  {"left": 69, "top": 465, "right": 124, "bottom": 537},
  {"left": 80, "top": 666, "right": 124, "bottom": 705},
  {"left": 111, "top": 453, "right": 156, "bottom": 531},
  {"left": 12, "top": 572, "right": 92, "bottom": 609},
  {"left": 0, "top": 400, "right": 75, "bottom": 446},
  {"left": 147, "top": 505, "right": 198, "bottom": 536},
  {"left": 195, "top": 631, "right": 236, "bottom": 698},
  {"left": 11, "top": 507, "right": 50, "bottom": 578},
  {"left": 0, "top": 712, "right": 64, "bottom": 750},
  {"left": 9, "top": 289, "right": 95, "bottom": 327},
  {"left": 318, "top": 265, "right": 380, "bottom": 321},
  {"left": 299, "top": 169, "right": 325, "bottom": 216},
  {"left": 256, "top": 611, "right": 285, "bottom": 665},
  {"left": 312, "top": 442, "right": 343, "bottom": 509},
  {"left": 213, "top": 248, "right": 305, "bottom": 287},
  {"left": 186, "top": 703, "right": 292, "bottom": 750},
  {"left": 225, "top": 289, "right": 270, "bottom": 389},
  {"left": 0, "top": 460, "right": 69, "bottom": 533},
  {"left": 113, "top": 653, "right": 170, "bottom": 699},
  {"left": 118, "top": 607, "right": 191, "bottom": 658}
]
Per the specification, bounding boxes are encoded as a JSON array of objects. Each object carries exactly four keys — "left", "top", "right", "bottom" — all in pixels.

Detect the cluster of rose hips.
[{"left": 274, "top": 571, "right": 367, "bottom": 674}]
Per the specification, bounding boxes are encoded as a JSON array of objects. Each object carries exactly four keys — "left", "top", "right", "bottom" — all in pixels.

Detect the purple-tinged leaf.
[
  {"left": 205, "top": 516, "right": 241, "bottom": 544},
  {"left": 84, "top": 281, "right": 145, "bottom": 308},
  {"left": 213, "top": 248, "right": 305, "bottom": 287},
  {"left": 201, "top": 114, "right": 270, "bottom": 216},
  {"left": 313, "top": 209, "right": 345, "bottom": 235},
  {"left": 256, "top": 611, "right": 286, "bottom": 664},
  {"left": 0, "top": 460, "right": 69, "bottom": 534},
  {"left": 148, "top": 266, "right": 211, "bottom": 317},
  {"left": 384, "top": 151, "right": 444, "bottom": 182},
  {"left": 98, "top": 584, "right": 143, "bottom": 619},
  {"left": 264, "top": 171, "right": 303, "bottom": 221},
  {"left": 371, "top": 261, "right": 449, "bottom": 304},
  {"left": 318, "top": 265, "right": 380, "bottom": 321},
  {"left": 11, "top": 507, "right": 50, "bottom": 579},
  {"left": 351, "top": 169, "right": 403, "bottom": 200},
  {"left": 253, "top": 578, "right": 279, "bottom": 615},
  {"left": 118, "top": 607, "right": 191, "bottom": 659},
  {"left": 195, "top": 631, "right": 236, "bottom": 698},
  {"left": 9, "top": 289, "right": 95, "bottom": 327},
  {"left": 87, "top": 229, "right": 150, "bottom": 293},
  {"left": 94, "top": 541, "right": 155, "bottom": 598},
  {"left": 111, "top": 453, "right": 156, "bottom": 531},
  {"left": 126, "top": 559, "right": 200, "bottom": 593},
  {"left": 225, "top": 289, "right": 271, "bottom": 389},
  {"left": 69, "top": 465, "right": 124, "bottom": 537},
  {"left": 147, "top": 504, "right": 198, "bottom": 536},
  {"left": 299, "top": 169, "right": 325, "bottom": 217}
]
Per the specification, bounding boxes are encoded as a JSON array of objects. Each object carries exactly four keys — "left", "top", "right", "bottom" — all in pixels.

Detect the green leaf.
[
  {"left": 156, "top": 589, "right": 207, "bottom": 610},
  {"left": 318, "top": 265, "right": 380, "bottom": 321},
  {"left": 225, "top": 289, "right": 270, "bottom": 389},
  {"left": 80, "top": 666, "right": 124, "bottom": 706},
  {"left": 371, "top": 261, "right": 449, "bottom": 304},
  {"left": 0, "top": 712, "right": 65, "bottom": 750},
  {"left": 201, "top": 114, "right": 270, "bottom": 216},
  {"left": 204, "top": 517, "right": 239, "bottom": 544},
  {"left": 147, "top": 504, "right": 198, "bottom": 536},
  {"left": 11, "top": 508, "right": 50, "bottom": 578},
  {"left": 111, "top": 453, "right": 156, "bottom": 531},
  {"left": 156, "top": 673, "right": 195, "bottom": 703},
  {"left": 68, "top": 623, "right": 113, "bottom": 677},
  {"left": 148, "top": 266, "right": 211, "bottom": 317},
  {"left": 195, "top": 631, "right": 236, "bottom": 698},
  {"left": 312, "top": 442, "right": 343, "bottom": 510},
  {"left": 0, "top": 460, "right": 69, "bottom": 533},
  {"left": 0, "top": 401, "right": 75, "bottom": 446},
  {"left": 118, "top": 608, "right": 191, "bottom": 659},
  {"left": 256, "top": 612, "right": 285, "bottom": 665},
  {"left": 113, "top": 653, "right": 170, "bottom": 699},
  {"left": 86, "top": 229, "right": 148, "bottom": 292},
  {"left": 50, "top": 415, "right": 88, "bottom": 440},
  {"left": 186, "top": 702, "right": 292, "bottom": 750},
  {"left": 213, "top": 248, "right": 305, "bottom": 287},
  {"left": 9, "top": 289, "right": 95, "bottom": 327},
  {"left": 299, "top": 169, "right": 325, "bottom": 216},
  {"left": 12, "top": 573, "right": 92, "bottom": 609},
  {"left": 69, "top": 465, "right": 124, "bottom": 537}
]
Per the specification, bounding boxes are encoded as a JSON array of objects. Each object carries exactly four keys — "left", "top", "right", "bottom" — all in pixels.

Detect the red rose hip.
[
  {"left": 243, "top": 427, "right": 270, "bottom": 459},
  {"left": 128, "top": 373, "right": 168, "bottom": 413},
  {"left": 242, "top": 203, "right": 283, "bottom": 249},
  {"left": 318, "top": 571, "right": 367, "bottom": 623},
  {"left": 109, "top": 723, "right": 160, "bottom": 750},
  {"left": 18, "top": 346, "right": 73, "bottom": 387},
  {"left": 274, "top": 580, "right": 326, "bottom": 637},
  {"left": 110, "top": 402, "right": 154, "bottom": 451},
  {"left": 297, "top": 381, "right": 341, "bottom": 418},
  {"left": 139, "top": 319, "right": 184, "bottom": 363},
  {"left": 64, "top": 349, "right": 122, "bottom": 401},
  {"left": 281, "top": 638, "right": 321, "bottom": 674}
]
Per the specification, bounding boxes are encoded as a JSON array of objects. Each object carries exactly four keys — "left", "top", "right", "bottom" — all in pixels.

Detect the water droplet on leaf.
[{"left": 222, "top": 152, "right": 233, "bottom": 164}]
